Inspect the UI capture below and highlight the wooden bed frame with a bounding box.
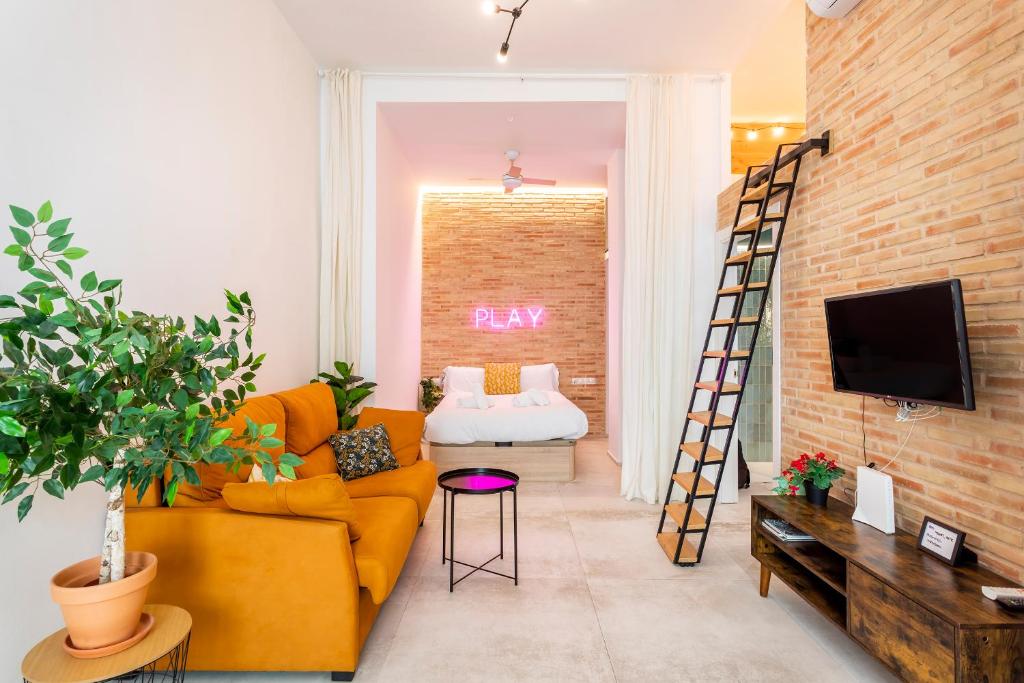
[425,440,576,482]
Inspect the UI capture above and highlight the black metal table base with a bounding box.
[25,634,191,683]
[442,487,518,592]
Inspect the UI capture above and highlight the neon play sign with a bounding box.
[474,307,544,330]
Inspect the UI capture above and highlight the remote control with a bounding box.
[994,596,1024,612]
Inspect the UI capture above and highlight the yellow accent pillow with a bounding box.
[484,362,521,395]
[221,474,362,540]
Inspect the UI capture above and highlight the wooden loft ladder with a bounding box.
[656,131,831,566]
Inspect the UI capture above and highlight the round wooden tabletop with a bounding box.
[21,604,192,683]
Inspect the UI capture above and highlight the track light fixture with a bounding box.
[483,0,530,63]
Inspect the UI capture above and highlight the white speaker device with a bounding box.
[807,0,865,19]
[852,466,895,534]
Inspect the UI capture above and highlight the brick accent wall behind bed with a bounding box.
[421,191,607,435]
[717,0,1024,579]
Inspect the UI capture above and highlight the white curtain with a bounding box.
[319,68,363,372]
[620,74,728,504]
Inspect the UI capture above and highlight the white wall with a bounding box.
[374,112,422,409]
[0,0,318,668]
[605,149,626,462]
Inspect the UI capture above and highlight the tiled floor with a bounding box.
[192,439,896,682]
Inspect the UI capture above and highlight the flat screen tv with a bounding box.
[824,279,975,410]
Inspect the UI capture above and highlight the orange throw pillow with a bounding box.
[355,407,425,467]
[484,362,521,395]
[221,474,362,540]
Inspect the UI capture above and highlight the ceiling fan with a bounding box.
[497,150,556,193]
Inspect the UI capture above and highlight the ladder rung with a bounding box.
[657,532,699,564]
[695,380,741,394]
[718,282,769,296]
[672,471,717,496]
[733,214,784,234]
[680,441,725,463]
[725,248,777,265]
[710,316,759,327]
[664,503,707,530]
[703,349,751,360]
[686,411,734,428]
[740,182,793,203]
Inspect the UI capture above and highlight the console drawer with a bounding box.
[848,564,955,682]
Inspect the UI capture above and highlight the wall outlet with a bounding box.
[571,377,598,386]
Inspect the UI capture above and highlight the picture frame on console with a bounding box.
[916,516,976,567]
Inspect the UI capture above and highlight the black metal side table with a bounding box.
[438,467,519,592]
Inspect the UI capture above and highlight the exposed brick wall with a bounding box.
[421,192,607,434]
[720,0,1024,580]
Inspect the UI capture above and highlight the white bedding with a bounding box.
[424,390,589,444]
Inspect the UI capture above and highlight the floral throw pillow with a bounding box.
[328,424,399,481]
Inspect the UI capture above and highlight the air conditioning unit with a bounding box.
[806,0,864,19]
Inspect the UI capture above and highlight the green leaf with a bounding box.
[115,389,135,407]
[55,260,73,277]
[10,226,31,246]
[260,423,277,437]
[0,416,26,437]
[9,205,35,227]
[0,453,8,475]
[48,234,73,252]
[111,339,130,356]
[38,296,53,315]
[49,311,78,328]
[3,244,22,256]
[259,437,284,449]
[37,201,53,223]
[62,247,88,260]
[279,453,304,468]
[80,464,105,483]
[261,463,276,484]
[42,478,65,499]
[279,463,296,480]
[47,217,71,237]
[165,478,179,506]
[0,295,15,307]
[28,268,56,282]
[2,482,29,504]
[80,271,98,291]
[97,279,122,292]
[185,403,200,420]
[17,494,33,521]
[17,252,33,271]
[209,427,234,447]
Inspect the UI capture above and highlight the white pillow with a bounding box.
[441,366,485,394]
[520,363,559,392]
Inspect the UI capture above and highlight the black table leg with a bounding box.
[441,488,447,565]
[513,487,518,586]
[499,490,504,559]
[449,491,456,593]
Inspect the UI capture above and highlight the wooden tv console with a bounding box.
[752,495,1024,682]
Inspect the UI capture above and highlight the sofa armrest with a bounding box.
[126,507,362,672]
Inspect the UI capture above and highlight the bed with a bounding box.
[424,364,589,482]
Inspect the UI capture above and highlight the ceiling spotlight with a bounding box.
[772,125,785,137]
[481,1,499,14]
[497,42,509,62]
[746,129,758,141]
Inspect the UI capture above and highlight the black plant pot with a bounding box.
[804,481,831,507]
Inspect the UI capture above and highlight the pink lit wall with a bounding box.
[374,111,422,409]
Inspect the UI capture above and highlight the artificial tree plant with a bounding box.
[313,361,376,431]
[0,201,297,583]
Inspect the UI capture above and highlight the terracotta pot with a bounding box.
[50,551,158,651]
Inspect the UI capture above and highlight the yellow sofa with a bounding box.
[126,383,435,680]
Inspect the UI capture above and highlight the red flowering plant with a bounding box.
[772,452,845,496]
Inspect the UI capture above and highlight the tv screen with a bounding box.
[824,280,975,410]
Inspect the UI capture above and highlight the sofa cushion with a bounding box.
[344,459,437,523]
[221,474,362,540]
[355,408,425,468]
[274,383,338,455]
[328,424,399,481]
[166,395,286,503]
[350,496,418,604]
[295,442,339,479]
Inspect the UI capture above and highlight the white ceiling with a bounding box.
[379,101,625,187]
[274,0,794,73]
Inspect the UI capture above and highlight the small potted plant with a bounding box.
[773,452,844,507]
[0,202,288,657]
[420,377,443,414]
[312,361,376,430]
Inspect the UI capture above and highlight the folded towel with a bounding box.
[511,392,533,407]
[527,388,551,406]
[471,382,490,409]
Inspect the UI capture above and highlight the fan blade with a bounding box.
[508,165,522,177]
[522,177,557,186]
[504,186,514,194]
